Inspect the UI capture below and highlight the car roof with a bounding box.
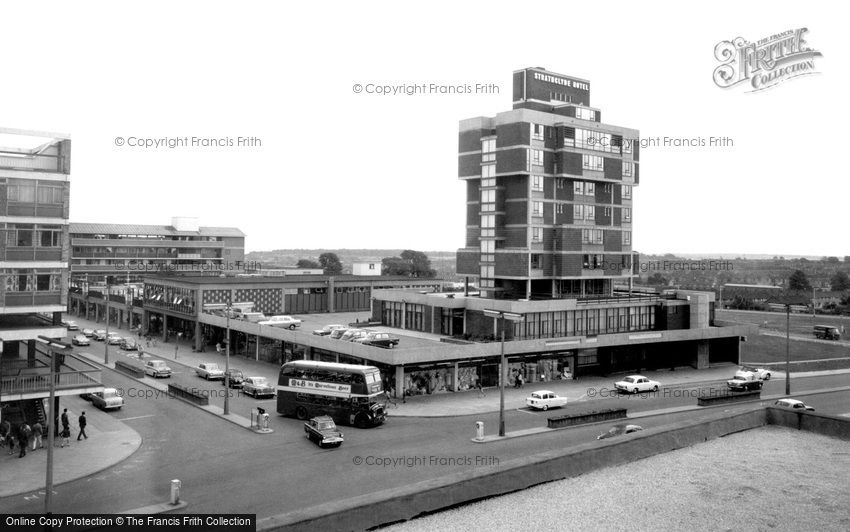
[531,390,554,395]
[311,415,334,422]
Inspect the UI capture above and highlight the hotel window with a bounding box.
[585,205,595,219]
[531,254,542,269]
[37,184,64,204]
[532,227,542,242]
[532,124,544,141]
[532,201,543,216]
[480,264,494,278]
[7,179,36,202]
[623,207,632,222]
[622,185,632,199]
[531,149,544,167]
[532,175,544,192]
[482,138,496,162]
[574,204,583,219]
[563,127,575,147]
[8,224,34,247]
[623,231,632,245]
[481,177,496,187]
[575,107,596,121]
[481,189,495,203]
[623,162,633,178]
[556,178,566,189]
[581,229,604,244]
[574,181,584,195]
[556,203,565,215]
[604,207,611,217]
[603,183,612,193]
[481,214,495,237]
[585,182,595,195]
[582,154,603,171]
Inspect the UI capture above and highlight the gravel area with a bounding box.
[384,426,850,532]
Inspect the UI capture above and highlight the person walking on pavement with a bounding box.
[61,408,70,433]
[60,424,71,448]
[31,422,43,450]
[77,412,88,440]
[476,379,486,397]
[18,423,31,458]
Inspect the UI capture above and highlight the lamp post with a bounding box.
[38,336,72,515]
[785,303,791,396]
[104,282,110,365]
[224,302,232,415]
[483,309,523,437]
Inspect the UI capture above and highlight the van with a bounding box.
[813,325,841,340]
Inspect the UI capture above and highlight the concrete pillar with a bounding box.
[452,362,459,392]
[696,340,710,369]
[94,302,100,323]
[395,366,405,399]
[194,320,203,351]
[401,303,406,330]
[27,340,37,368]
[526,280,531,300]
[143,310,150,334]
[118,309,124,330]
[162,314,168,342]
[85,298,90,320]
[328,277,335,313]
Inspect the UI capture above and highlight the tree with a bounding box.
[382,250,436,278]
[788,270,811,291]
[296,259,320,269]
[830,270,850,292]
[647,273,667,286]
[318,252,343,275]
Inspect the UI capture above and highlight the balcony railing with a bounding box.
[0,353,102,397]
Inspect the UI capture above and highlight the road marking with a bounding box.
[116,414,156,421]
[516,408,540,416]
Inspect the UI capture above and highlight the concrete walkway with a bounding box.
[0,399,141,499]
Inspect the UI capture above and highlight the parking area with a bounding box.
[286,311,444,349]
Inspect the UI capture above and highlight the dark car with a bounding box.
[354,332,400,349]
[221,369,245,388]
[304,416,344,448]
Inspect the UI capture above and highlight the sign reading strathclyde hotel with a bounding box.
[713,28,822,92]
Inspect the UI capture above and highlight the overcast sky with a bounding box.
[0,1,845,257]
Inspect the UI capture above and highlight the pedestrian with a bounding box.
[77,412,88,440]
[18,423,31,458]
[60,425,71,448]
[216,342,222,354]
[32,422,43,450]
[7,432,16,455]
[0,419,10,444]
[476,380,486,397]
[61,408,70,433]
[517,373,524,388]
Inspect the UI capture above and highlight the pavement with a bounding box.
[7,311,844,503]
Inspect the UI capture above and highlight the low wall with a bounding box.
[767,407,850,440]
[114,359,144,378]
[548,408,627,428]
[167,383,209,406]
[259,409,767,532]
[697,390,760,406]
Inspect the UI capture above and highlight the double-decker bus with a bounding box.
[277,360,386,427]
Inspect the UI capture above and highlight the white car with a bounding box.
[242,376,275,398]
[91,388,124,410]
[526,390,568,411]
[774,399,815,411]
[742,366,771,380]
[144,360,172,378]
[614,375,660,394]
[72,334,90,346]
[313,324,346,336]
[196,363,225,380]
[106,333,123,345]
[259,315,302,329]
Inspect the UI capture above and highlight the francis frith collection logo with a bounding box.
[713,28,822,92]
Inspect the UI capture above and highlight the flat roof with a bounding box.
[70,223,245,238]
[144,274,443,285]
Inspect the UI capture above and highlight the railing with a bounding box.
[1,369,102,396]
[576,294,663,305]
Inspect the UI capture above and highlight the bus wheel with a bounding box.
[354,414,369,428]
[296,407,308,420]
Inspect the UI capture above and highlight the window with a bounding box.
[603,183,612,193]
[623,208,632,222]
[8,224,34,247]
[574,181,584,195]
[575,107,596,121]
[585,205,595,219]
[622,185,632,199]
[623,162,633,177]
[531,149,544,167]
[556,178,566,189]
[574,204,583,219]
[532,175,544,192]
[481,189,495,203]
[604,207,611,217]
[532,227,542,242]
[532,201,543,216]
[481,177,495,187]
[582,154,603,171]
[563,127,576,147]
[532,124,544,140]
[481,239,495,253]
[581,229,604,244]
[369,263,375,270]
[7,179,36,202]
[585,182,595,195]
[556,203,565,214]
[531,254,542,269]
[623,231,632,245]
[482,138,496,162]
[482,163,495,178]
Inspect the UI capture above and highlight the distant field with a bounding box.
[718,309,849,337]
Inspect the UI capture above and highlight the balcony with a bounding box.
[0,352,102,401]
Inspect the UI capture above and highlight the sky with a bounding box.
[0,1,846,257]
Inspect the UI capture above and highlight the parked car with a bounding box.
[813,324,841,340]
[313,324,347,336]
[196,363,225,380]
[614,375,660,394]
[120,338,138,351]
[71,334,90,346]
[355,332,400,348]
[82,328,95,338]
[93,329,107,341]
[329,328,351,340]
[304,415,344,448]
[242,376,275,398]
[727,370,763,391]
[143,360,172,378]
[741,366,771,380]
[340,328,372,342]
[106,333,123,345]
[774,398,815,411]
[526,390,568,411]
[79,392,93,401]
[64,321,79,331]
[222,369,244,388]
[242,312,267,323]
[91,388,124,410]
[597,424,643,440]
[259,315,302,329]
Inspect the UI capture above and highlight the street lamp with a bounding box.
[104,281,110,365]
[224,302,232,415]
[767,292,810,396]
[37,335,72,515]
[483,309,524,437]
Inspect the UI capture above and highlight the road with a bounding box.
[2,358,849,518]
